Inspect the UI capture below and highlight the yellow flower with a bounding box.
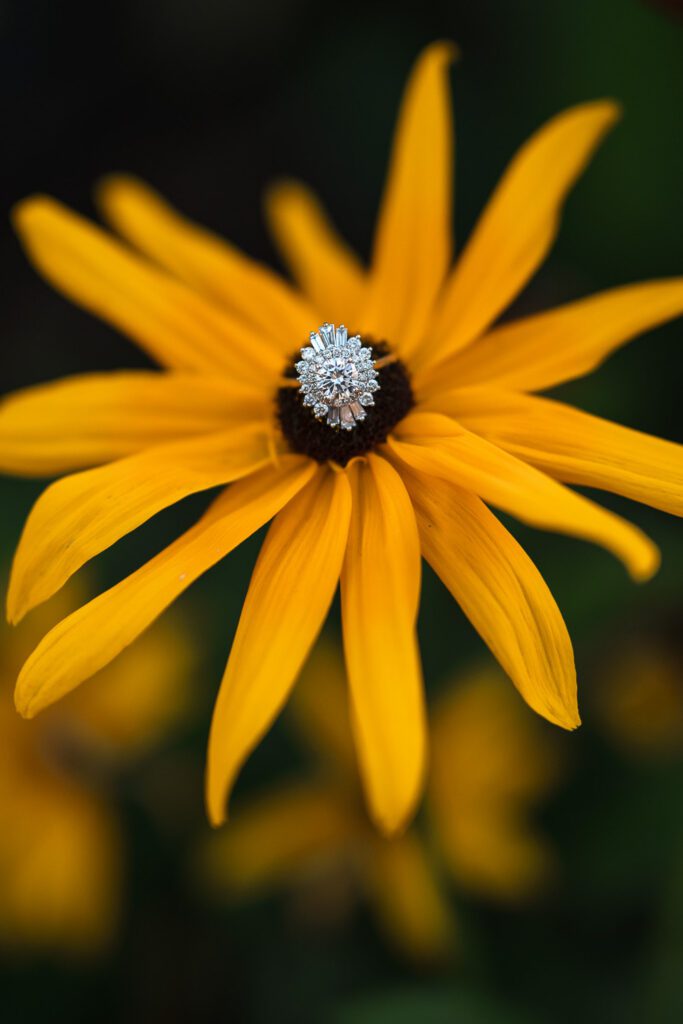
[2,42,683,834]
[593,638,683,757]
[0,582,192,954]
[200,644,561,962]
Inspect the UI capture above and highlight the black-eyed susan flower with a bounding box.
[0,581,192,953]
[200,644,561,962]
[2,42,683,835]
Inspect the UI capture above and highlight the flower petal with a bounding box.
[360,42,456,357]
[389,412,659,582]
[60,614,195,753]
[0,371,264,477]
[341,454,426,835]
[206,467,351,826]
[12,196,282,381]
[427,279,683,393]
[264,180,365,324]
[425,387,683,516]
[392,460,578,728]
[14,457,314,718]
[425,100,620,369]
[363,833,455,961]
[201,782,358,894]
[97,175,315,348]
[0,775,121,952]
[429,667,560,899]
[8,426,271,624]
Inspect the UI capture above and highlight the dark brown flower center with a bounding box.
[276,341,414,466]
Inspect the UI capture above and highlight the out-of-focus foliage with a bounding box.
[0,579,194,954]
[593,638,683,756]
[199,646,560,963]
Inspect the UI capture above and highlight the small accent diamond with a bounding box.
[296,323,380,430]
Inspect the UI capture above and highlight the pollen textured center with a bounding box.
[277,331,414,466]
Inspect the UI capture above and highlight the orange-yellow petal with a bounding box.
[97,175,315,348]
[389,460,578,728]
[60,614,195,753]
[201,782,358,894]
[14,457,314,718]
[429,667,560,900]
[363,832,456,962]
[0,776,121,952]
[0,371,264,477]
[424,100,620,371]
[341,454,426,835]
[264,181,365,324]
[390,412,659,582]
[8,426,271,625]
[428,278,683,393]
[12,196,282,382]
[206,467,351,826]
[360,42,456,357]
[425,387,683,516]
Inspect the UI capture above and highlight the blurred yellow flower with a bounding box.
[2,42,683,833]
[593,638,683,757]
[0,582,192,954]
[199,644,561,962]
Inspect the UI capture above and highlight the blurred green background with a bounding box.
[1,0,682,1020]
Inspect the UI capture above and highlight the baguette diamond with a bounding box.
[295,324,380,430]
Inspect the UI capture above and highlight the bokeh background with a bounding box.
[1,0,682,1020]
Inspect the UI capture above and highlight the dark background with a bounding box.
[1,0,682,1021]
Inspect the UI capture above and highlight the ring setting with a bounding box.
[295,323,380,431]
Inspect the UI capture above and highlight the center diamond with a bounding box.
[295,323,380,430]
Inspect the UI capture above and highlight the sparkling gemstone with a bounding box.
[319,323,335,347]
[295,323,380,430]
